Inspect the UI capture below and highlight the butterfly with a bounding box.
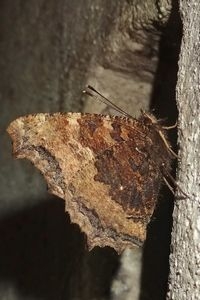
[7,86,175,254]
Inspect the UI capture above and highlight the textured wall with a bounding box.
[167,1,200,299]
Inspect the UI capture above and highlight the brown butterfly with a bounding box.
[7,86,176,254]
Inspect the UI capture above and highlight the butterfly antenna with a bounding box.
[83,85,132,118]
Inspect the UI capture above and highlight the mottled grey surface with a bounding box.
[167,1,200,299]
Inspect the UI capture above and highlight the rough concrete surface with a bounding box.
[167,1,200,299]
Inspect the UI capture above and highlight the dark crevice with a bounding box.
[139,1,182,299]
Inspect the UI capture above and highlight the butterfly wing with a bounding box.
[7,112,162,253]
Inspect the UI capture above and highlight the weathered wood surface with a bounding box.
[167,1,200,299]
